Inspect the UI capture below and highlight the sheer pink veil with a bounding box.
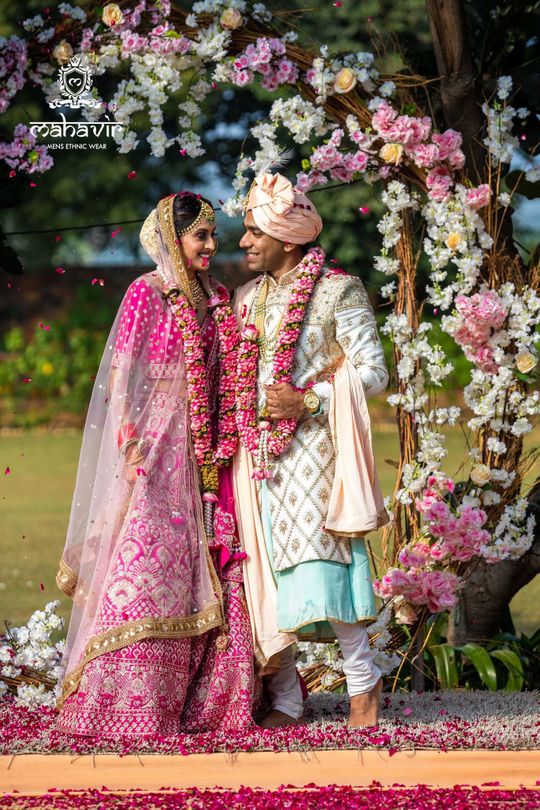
[56,202,221,706]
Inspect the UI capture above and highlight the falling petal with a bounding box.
[111,228,121,238]
[179,149,187,156]
[127,171,137,179]
[55,267,66,274]
[333,1,343,5]
[55,234,62,242]
[9,170,16,178]
[38,322,51,331]
[211,81,217,89]
[91,278,105,286]
[5,467,10,475]
[359,207,370,215]
[29,181,37,188]
[22,377,32,383]
[136,467,147,476]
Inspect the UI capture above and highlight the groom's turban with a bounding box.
[246,172,323,245]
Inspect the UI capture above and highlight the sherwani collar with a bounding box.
[265,262,302,289]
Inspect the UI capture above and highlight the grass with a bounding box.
[0,428,538,634]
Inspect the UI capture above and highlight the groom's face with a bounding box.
[239,211,292,274]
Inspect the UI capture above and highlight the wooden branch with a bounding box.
[425,0,486,181]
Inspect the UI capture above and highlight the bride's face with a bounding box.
[180,219,217,273]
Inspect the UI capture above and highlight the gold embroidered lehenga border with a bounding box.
[57,601,223,709]
[56,557,78,599]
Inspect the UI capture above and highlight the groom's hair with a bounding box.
[173,191,214,235]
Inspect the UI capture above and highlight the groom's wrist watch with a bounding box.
[303,389,322,416]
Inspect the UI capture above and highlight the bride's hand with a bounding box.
[125,445,144,484]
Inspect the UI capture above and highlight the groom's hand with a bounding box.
[265,383,305,420]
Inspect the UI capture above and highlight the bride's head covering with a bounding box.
[245,172,323,244]
[140,192,216,304]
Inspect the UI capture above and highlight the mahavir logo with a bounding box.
[48,55,101,109]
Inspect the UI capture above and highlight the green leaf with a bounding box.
[301,158,311,171]
[491,649,524,692]
[430,643,459,689]
[460,643,498,691]
[528,629,540,650]
[164,30,181,38]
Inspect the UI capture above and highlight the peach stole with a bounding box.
[232,281,389,667]
[325,358,389,536]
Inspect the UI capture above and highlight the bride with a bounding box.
[55,191,254,737]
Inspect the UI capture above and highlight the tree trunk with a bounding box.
[425,0,486,181]
[448,486,540,645]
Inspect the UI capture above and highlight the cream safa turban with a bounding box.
[246,172,323,245]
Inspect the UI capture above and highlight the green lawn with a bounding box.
[0,428,538,634]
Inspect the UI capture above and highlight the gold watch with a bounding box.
[303,389,321,415]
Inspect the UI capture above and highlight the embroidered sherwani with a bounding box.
[233,266,390,665]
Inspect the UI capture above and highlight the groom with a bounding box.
[232,172,390,728]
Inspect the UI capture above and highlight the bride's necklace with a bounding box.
[188,274,206,305]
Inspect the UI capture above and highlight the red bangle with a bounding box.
[118,423,137,449]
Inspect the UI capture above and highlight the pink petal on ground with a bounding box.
[55,267,65,274]
[127,171,137,179]
[5,467,11,475]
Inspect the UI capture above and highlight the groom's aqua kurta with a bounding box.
[261,479,376,640]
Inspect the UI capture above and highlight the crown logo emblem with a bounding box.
[48,55,101,109]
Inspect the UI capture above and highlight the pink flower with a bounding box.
[410,143,439,168]
[465,183,492,210]
[432,129,462,160]
[447,148,465,169]
[426,166,452,201]
[398,542,432,569]
[232,70,253,87]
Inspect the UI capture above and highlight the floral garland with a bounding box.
[164,284,239,493]
[236,246,325,480]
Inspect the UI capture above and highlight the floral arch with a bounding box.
[1,0,539,686]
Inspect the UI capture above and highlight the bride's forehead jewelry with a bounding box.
[177,199,216,236]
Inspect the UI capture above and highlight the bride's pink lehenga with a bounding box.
[56,234,254,738]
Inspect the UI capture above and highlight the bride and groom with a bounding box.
[55,172,389,738]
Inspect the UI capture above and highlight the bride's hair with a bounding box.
[173,191,213,235]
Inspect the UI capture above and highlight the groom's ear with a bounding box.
[283,241,295,253]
